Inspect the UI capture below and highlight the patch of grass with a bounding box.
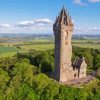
[0,52,17,57]
[0,46,19,57]
[0,46,19,53]
[20,44,54,51]
[73,43,100,49]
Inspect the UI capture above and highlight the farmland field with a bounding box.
[73,43,100,49]
[0,46,19,57]
[20,44,54,51]
[0,34,100,58]
[0,46,19,53]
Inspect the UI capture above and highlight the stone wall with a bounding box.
[53,7,87,83]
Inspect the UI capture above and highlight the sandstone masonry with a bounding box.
[53,7,87,83]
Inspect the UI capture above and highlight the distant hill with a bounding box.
[0,33,100,40]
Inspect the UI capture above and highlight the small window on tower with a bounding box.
[74,74,77,77]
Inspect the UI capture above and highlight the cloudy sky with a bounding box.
[0,0,100,34]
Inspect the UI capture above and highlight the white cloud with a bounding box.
[34,18,52,24]
[17,21,34,27]
[88,0,100,3]
[0,19,99,34]
[17,18,52,27]
[0,24,10,28]
[73,0,100,5]
[0,24,13,33]
[74,27,100,34]
[0,18,53,33]
[92,27,100,31]
[73,0,87,6]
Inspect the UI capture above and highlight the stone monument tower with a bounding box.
[53,7,74,83]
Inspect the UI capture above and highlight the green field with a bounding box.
[73,43,100,49]
[0,46,19,53]
[0,46,19,57]
[20,44,54,51]
[0,38,100,58]
[0,42,54,57]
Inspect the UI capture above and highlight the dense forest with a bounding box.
[0,46,100,100]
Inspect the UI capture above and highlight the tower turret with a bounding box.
[53,7,74,82]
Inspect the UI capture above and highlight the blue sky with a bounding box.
[0,0,100,34]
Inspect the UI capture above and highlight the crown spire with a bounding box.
[53,7,73,27]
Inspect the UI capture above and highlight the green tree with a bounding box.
[94,55,100,69]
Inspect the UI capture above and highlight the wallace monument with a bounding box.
[53,7,87,83]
